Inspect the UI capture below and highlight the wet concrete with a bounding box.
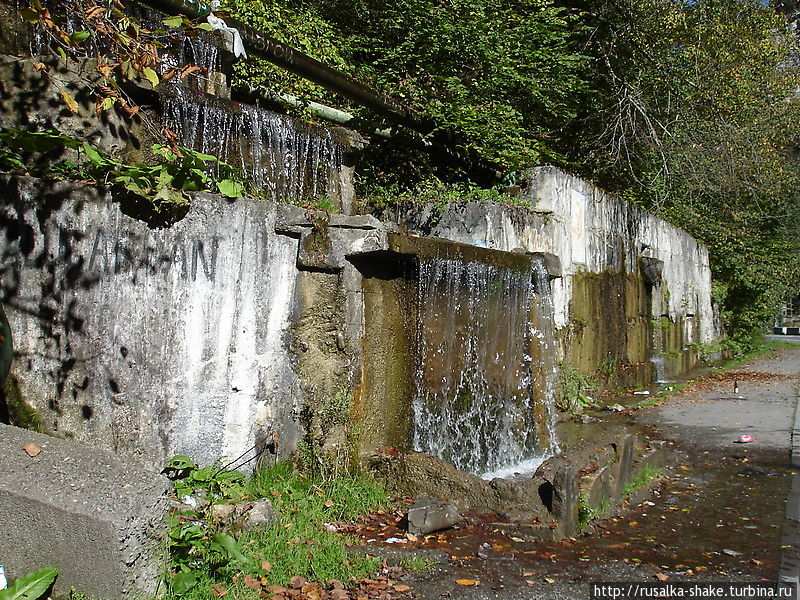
[350,343,800,599]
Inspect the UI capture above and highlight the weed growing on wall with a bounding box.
[554,362,596,413]
[621,465,662,498]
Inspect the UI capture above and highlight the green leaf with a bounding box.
[152,144,176,162]
[81,143,108,166]
[99,97,117,111]
[19,8,39,23]
[165,455,196,470]
[210,532,252,564]
[188,150,218,162]
[197,23,213,31]
[70,31,90,44]
[0,567,59,600]
[162,15,184,28]
[153,185,187,205]
[171,571,198,595]
[142,67,160,88]
[217,179,244,198]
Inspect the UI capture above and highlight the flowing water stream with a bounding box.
[411,255,559,479]
[162,87,344,202]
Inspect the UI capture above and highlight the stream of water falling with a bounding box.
[411,255,559,479]
[162,87,343,202]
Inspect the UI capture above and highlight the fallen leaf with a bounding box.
[324,498,335,508]
[653,573,669,582]
[268,585,288,594]
[243,574,261,591]
[510,536,525,542]
[629,521,639,528]
[456,579,479,586]
[210,583,228,597]
[60,91,79,114]
[22,442,42,457]
[751,559,763,566]
[261,561,272,571]
[393,584,411,592]
[522,572,534,577]
[544,577,556,583]
[405,533,418,542]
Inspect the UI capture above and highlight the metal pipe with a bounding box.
[247,85,393,139]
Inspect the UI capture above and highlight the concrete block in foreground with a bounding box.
[0,423,169,598]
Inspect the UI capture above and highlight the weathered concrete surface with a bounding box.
[0,423,168,598]
[0,175,302,469]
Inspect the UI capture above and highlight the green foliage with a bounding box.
[0,567,59,600]
[164,456,247,500]
[163,459,387,599]
[576,493,609,530]
[0,129,248,207]
[568,0,800,345]
[554,362,596,413]
[164,458,251,587]
[223,0,589,169]
[621,465,661,498]
[360,176,521,215]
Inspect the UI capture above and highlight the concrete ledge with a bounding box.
[0,423,169,598]
[774,327,800,336]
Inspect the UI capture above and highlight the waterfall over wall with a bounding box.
[411,255,559,478]
[162,88,344,203]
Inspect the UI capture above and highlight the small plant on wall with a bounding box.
[554,362,596,413]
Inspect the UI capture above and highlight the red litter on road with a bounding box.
[735,434,754,443]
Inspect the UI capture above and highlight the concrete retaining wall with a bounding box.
[0,167,722,466]
[0,423,168,598]
[0,175,302,469]
[387,166,721,382]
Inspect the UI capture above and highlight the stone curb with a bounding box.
[778,384,800,589]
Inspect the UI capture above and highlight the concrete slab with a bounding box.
[0,423,169,598]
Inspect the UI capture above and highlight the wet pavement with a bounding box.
[352,343,800,599]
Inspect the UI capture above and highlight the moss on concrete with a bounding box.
[566,270,652,389]
[2,376,44,432]
[355,272,415,455]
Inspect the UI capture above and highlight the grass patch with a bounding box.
[622,465,662,498]
[164,461,388,599]
[242,464,387,586]
[576,495,611,530]
[398,556,433,571]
